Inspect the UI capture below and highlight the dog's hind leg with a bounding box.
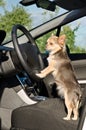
[72,101,79,120]
[72,108,78,120]
[63,93,73,120]
[63,104,72,120]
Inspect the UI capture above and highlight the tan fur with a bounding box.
[36,34,82,120]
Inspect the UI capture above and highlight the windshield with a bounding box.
[0,0,86,53]
[0,0,67,42]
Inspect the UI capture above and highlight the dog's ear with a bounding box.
[58,35,66,46]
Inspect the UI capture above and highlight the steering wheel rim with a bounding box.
[12,24,44,79]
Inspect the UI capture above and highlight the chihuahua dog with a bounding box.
[36,34,82,120]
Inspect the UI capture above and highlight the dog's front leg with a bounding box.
[36,66,55,78]
[41,66,52,73]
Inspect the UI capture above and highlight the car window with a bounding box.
[36,17,86,54]
[63,17,86,54]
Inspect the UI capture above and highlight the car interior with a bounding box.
[0,0,86,130]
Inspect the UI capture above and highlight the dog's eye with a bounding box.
[50,42,53,45]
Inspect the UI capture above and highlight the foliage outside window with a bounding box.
[36,25,86,53]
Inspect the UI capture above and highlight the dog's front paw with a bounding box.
[36,73,45,78]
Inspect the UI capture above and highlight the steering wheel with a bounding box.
[12,24,44,80]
